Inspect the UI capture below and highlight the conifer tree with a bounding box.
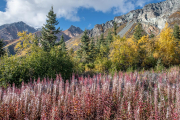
[60,35,64,45]
[57,35,67,52]
[99,34,105,45]
[79,30,90,63]
[0,39,5,57]
[34,34,40,46]
[61,41,67,52]
[55,35,63,46]
[133,23,143,41]
[89,37,95,52]
[173,24,180,40]
[106,31,113,45]
[81,30,90,52]
[96,36,101,53]
[114,22,117,36]
[89,37,96,62]
[41,6,60,52]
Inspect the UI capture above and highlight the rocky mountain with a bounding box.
[1,22,83,55]
[87,0,180,38]
[35,25,83,42]
[0,21,38,41]
[66,0,180,51]
[0,21,83,44]
[64,25,83,38]
[1,0,180,53]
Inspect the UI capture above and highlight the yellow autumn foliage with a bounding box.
[15,31,37,55]
[110,36,138,70]
[92,44,111,72]
[94,56,111,72]
[153,22,180,66]
[137,35,156,67]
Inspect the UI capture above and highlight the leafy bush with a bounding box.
[0,47,73,87]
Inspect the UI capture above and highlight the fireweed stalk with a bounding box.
[0,67,180,119]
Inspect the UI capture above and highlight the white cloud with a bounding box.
[0,0,154,28]
[135,0,152,7]
[88,24,91,28]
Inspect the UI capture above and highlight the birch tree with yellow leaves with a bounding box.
[110,36,138,71]
[153,23,180,67]
[15,31,39,55]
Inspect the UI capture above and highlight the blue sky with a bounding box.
[0,0,165,31]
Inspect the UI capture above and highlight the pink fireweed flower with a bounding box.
[154,84,158,120]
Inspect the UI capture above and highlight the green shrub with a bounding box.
[0,47,73,87]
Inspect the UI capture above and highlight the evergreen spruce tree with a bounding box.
[0,39,5,57]
[80,30,90,63]
[34,34,40,46]
[89,37,95,52]
[173,24,180,40]
[61,41,67,52]
[81,30,90,52]
[99,34,105,45]
[114,22,117,36]
[89,37,96,62]
[57,35,67,52]
[106,31,113,45]
[60,35,64,45]
[133,23,143,41]
[96,36,101,53]
[41,6,60,52]
[55,35,67,52]
[55,35,63,46]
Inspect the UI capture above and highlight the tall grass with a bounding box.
[0,66,180,119]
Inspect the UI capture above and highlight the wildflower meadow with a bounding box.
[0,67,180,119]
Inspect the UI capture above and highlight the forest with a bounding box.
[0,8,180,86]
[0,7,180,87]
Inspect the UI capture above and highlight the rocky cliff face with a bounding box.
[167,11,180,26]
[63,25,83,38]
[88,0,180,37]
[87,20,116,37]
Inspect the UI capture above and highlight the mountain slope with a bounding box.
[2,0,180,54]
[85,0,180,39]
[64,25,83,38]
[0,21,38,41]
[118,21,135,37]
[2,24,83,55]
[66,0,180,51]
[34,25,83,43]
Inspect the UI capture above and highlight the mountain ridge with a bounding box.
[0,22,83,45]
[63,25,83,39]
[1,22,83,55]
[0,21,38,41]
[1,0,180,54]
[86,0,180,38]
